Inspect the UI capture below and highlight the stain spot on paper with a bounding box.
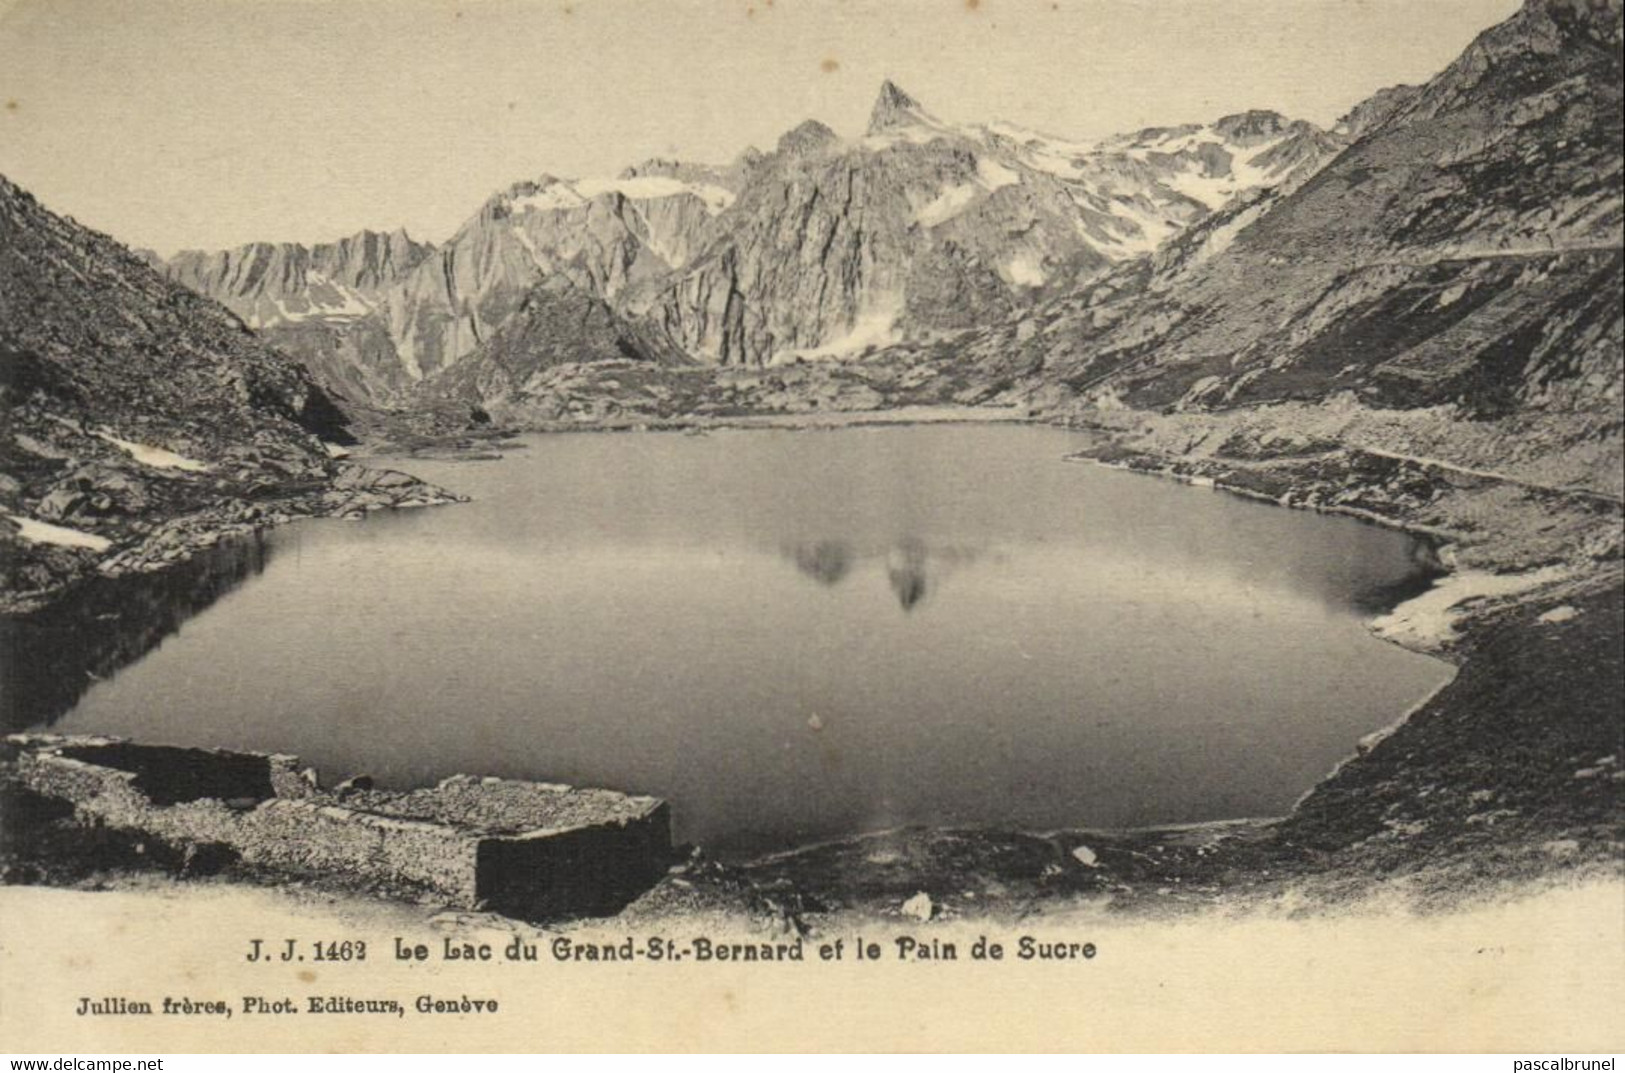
[821,58,839,73]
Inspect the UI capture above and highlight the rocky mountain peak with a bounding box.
[1392,0,1621,127]
[1532,0,1623,46]
[777,119,840,156]
[619,158,684,180]
[151,72,1351,391]
[1484,0,1620,63]
[1211,109,1291,144]
[867,80,934,134]
[500,176,564,201]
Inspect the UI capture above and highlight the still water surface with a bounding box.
[35,425,1451,853]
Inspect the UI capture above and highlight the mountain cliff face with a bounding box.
[0,174,457,612]
[377,163,743,382]
[645,83,1343,366]
[938,0,1621,493]
[163,158,750,400]
[165,84,1341,402]
[167,228,434,327]
[164,229,435,401]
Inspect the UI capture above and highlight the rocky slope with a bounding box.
[923,0,1622,499]
[0,174,461,614]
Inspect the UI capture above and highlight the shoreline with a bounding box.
[0,461,468,617]
[4,404,1621,925]
[358,402,1037,459]
[724,409,1621,920]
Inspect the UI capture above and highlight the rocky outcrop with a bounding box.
[868,79,932,133]
[374,173,707,380]
[166,228,434,328]
[416,274,685,411]
[1334,84,1423,142]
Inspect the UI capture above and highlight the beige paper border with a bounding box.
[4,879,1623,1053]
[3,0,1622,1055]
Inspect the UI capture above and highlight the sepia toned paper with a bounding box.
[2,0,1621,1054]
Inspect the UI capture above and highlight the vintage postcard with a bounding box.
[1,0,1621,1054]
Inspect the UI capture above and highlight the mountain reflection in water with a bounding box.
[783,538,985,611]
[789,541,853,586]
[0,533,271,729]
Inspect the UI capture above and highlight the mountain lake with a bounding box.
[20,423,1454,855]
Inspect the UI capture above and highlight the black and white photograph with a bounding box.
[1,0,1620,1055]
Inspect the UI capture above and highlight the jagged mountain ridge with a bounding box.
[165,228,435,400]
[153,161,745,404]
[379,158,747,382]
[163,85,1344,402]
[167,227,434,328]
[645,89,1071,366]
[571,84,1347,367]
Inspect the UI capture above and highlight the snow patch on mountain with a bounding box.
[512,176,736,216]
[975,156,1022,191]
[978,121,1097,181]
[1084,198,1185,257]
[1005,251,1047,287]
[915,184,981,228]
[776,299,904,363]
[4,514,113,551]
[93,432,209,472]
[1149,134,1298,210]
[915,156,1026,228]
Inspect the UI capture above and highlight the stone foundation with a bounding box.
[6,734,671,916]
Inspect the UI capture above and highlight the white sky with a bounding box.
[0,0,1521,254]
